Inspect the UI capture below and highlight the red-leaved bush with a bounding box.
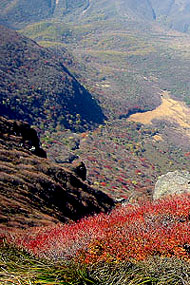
[9,194,190,264]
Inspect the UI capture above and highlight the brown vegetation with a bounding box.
[0,116,114,231]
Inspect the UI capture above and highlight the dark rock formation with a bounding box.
[73,161,87,181]
[12,120,47,158]
[12,120,40,148]
[0,117,47,158]
[0,116,115,230]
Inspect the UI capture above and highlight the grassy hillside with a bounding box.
[1,242,189,284]
[2,1,190,122]
[19,16,190,120]
[0,0,56,27]
[2,0,190,33]
[1,3,190,283]
[2,1,190,201]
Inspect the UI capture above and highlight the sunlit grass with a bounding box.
[37,41,67,48]
[0,243,95,285]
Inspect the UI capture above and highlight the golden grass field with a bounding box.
[128,91,190,129]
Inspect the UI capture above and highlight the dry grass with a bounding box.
[88,257,190,285]
[1,242,189,285]
[0,242,95,285]
[128,91,190,128]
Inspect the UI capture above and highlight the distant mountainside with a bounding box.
[150,0,190,32]
[0,25,105,131]
[1,2,190,124]
[0,0,55,27]
[1,0,190,33]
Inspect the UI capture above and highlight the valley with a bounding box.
[0,1,190,284]
[1,0,190,211]
[1,0,190,202]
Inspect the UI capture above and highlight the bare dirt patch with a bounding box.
[128,91,190,128]
[153,134,163,141]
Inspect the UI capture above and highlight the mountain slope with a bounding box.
[0,0,55,28]
[11,0,190,121]
[0,116,115,230]
[0,25,105,131]
[2,1,190,200]
[151,0,190,32]
[69,0,190,33]
[1,0,190,33]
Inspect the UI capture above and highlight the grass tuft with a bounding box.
[0,242,95,284]
[0,242,189,284]
[88,257,190,284]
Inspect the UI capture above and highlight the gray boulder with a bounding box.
[153,170,190,200]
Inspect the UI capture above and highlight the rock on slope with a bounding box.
[0,25,105,132]
[153,170,190,200]
[0,116,115,230]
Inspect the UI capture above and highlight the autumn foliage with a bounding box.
[10,194,190,264]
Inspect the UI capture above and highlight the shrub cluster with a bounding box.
[10,194,190,264]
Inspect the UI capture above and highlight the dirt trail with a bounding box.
[128,91,190,128]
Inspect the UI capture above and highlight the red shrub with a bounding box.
[9,194,190,264]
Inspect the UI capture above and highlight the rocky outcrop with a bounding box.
[0,117,115,230]
[0,116,46,158]
[73,161,87,181]
[13,120,47,158]
[153,170,190,200]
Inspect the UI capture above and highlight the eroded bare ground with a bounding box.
[129,91,190,127]
[128,90,190,142]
